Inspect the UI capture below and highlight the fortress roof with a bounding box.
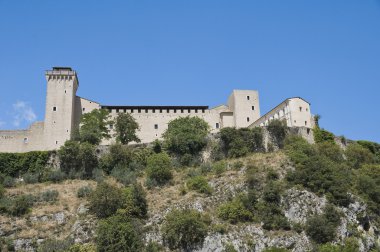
[101,105,209,110]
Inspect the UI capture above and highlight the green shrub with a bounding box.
[262,248,290,252]
[38,237,74,252]
[67,243,96,252]
[79,109,112,145]
[316,142,344,163]
[162,209,209,250]
[163,116,210,156]
[220,127,264,158]
[77,186,93,198]
[313,127,335,144]
[99,144,132,174]
[111,166,137,186]
[47,170,67,183]
[114,112,140,144]
[145,241,164,252]
[0,185,5,199]
[146,153,173,186]
[0,151,50,177]
[267,119,288,148]
[39,190,59,202]
[186,176,212,195]
[9,195,33,216]
[89,182,124,218]
[23,172,40,184]
[217,198,253,224]
[232,161,244,171]
[3,176,15,188]
[120,183,148,219]
[96,215,143,252]
[305,205,341,244]
[346,143,374,169]
[223,244,238,252]
[213,161,227,176]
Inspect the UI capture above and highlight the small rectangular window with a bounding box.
[154,124,158,129]
[53,107,57,111]
[305,121,307,126]
[55,141,58,144]
[188,109,191,113]
[174,109,177,113]
[138,109,141,113]
[23,137,28,144]
[145,109,148,113]
[181,109,184,113]
[82,108,85,112]
[160,109,163,113]
[247,96,250,100]
[247,117,250,122]
[131,109,134,113]
[299,107,302,112]
[153,109,155,113]
[216,123,220,129]
[167,109,170,113]
[252,106,255,111]
[195,109,198,113]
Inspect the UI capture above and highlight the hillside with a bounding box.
[0,119,380,252]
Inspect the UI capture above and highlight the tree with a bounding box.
[314,114,321,128]
[146,153,173,186]
[114,113,140,145]
[96,215,143,252]
[89,182,124,218]
[162,209,209,250]
[163,116,209,156]
[58,141,98,178]
[121,183,148,219]
[79,109,112,145]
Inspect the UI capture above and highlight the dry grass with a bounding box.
[2,180,97,239]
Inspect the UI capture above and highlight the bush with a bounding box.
[23,172,40,184]
[313,127,335,144]
[0,151,50,177]
[111,166,137,186]
[67,244,96,252]
[38,237,74,252]
[77,186,93,198]
[267,119,288,148]
[9,195,33,216]
[346,143,374,169]
[114,112,140,144]
[220,127,264,158]
[120,183,148,219]
[305,205,341,244]
[163,116,209,156]
[223,244,238,252]
[2,176,15,188]
[217,198,253,224]
[47,170,67,183]
[146,153,173,186]
[58,141,98,179]
[89,182,124,218]
[145,241,164,252]
[39,190,59,202]
[162,209,209,250]
[96,215,143,252]
[186,176,212,195]
[262,248,290,252]
[99,144,132,174]
[213,161,227,176]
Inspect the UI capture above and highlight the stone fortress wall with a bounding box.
[0,67,313,153]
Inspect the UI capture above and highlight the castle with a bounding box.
[0,67,314,153]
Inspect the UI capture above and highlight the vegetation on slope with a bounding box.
[0,114,379,251]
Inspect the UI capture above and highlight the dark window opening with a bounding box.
[216,123,220,129]
[167,109,170,113]
[53,107,57,111]
[160,109,163,113]
[252,106,255,111]
[305,121,307,126]
[145,109,148,113]
[153,109,155,113]
[138,109,141,113]
[188,109,191,113]
[202,109,205,113]
[23,137,28,144]
[82,108,85,112]
[154,124,158,129]
[195,109,198,113]
[131,109,134,113]
[174,109,177,113]
[247,96,250,100]
[55,141,58,144]
[247,117,250,122]
[181,109,184,113]
[299,107,302,112]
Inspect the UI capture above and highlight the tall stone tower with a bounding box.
[43,67,78,150]
[228,90,261,128]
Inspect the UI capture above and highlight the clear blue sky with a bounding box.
[0,0,379,142]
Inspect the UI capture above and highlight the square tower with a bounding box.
[228,90,260,128]
[43,67,78,150]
